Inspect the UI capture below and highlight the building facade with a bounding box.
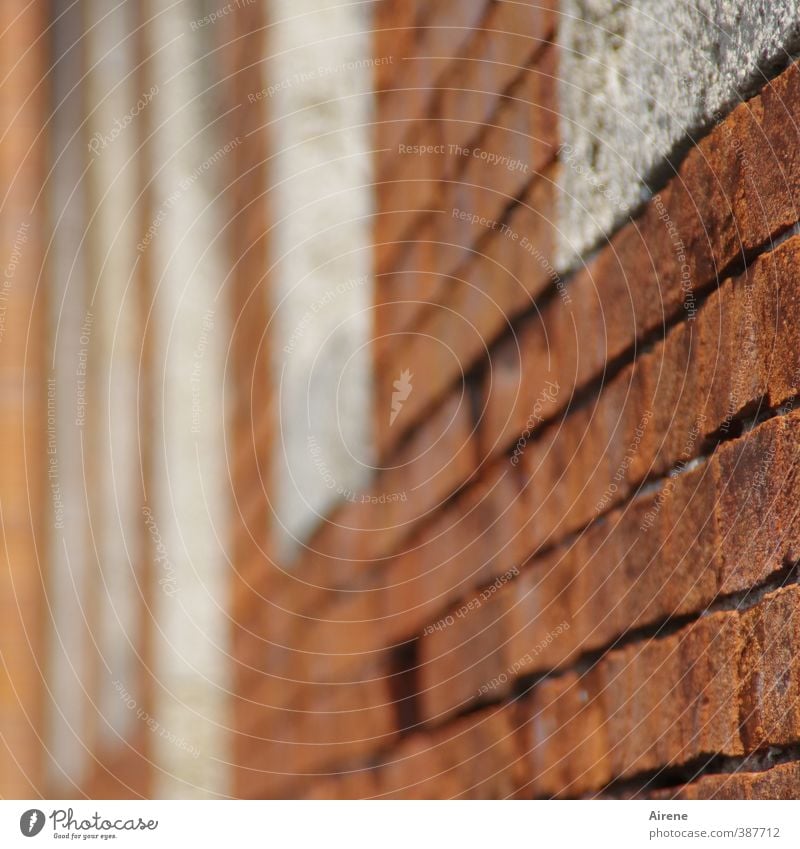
[2,0,800,800]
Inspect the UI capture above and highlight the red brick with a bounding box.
[678,613,743,761]
[378,507,468,644]
[764,239,800,405]
[313,388,478,563]
[715,413,798,593]
[521,672,611,797]
[565,521,621,654]
[508,547,576,674]
[613,485,667,623]
[739,586,800,751]
[481,320,541,458]
[378,173,559,457]
[662,461,720,617]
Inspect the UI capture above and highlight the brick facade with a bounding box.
[2,0,800,801]
[231,1,800,799]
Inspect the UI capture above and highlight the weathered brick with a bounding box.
[739,586,800,751]
[678,613,743,761]
[662,461,720,617]
[715,413,798,593]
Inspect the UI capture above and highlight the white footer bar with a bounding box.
[2,799,798,848]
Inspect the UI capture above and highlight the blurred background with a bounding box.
[0,0,377,798]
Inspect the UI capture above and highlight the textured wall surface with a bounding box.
[238,0,800,799]
[556,0,800,265]
[4,0,800,803]
[269,0,376,558]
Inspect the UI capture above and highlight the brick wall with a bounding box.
[3,0,800,802]
[236,0,800,799]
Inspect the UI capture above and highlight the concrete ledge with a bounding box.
[557,0,800,268]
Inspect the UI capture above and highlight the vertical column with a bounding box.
[267,0,376,558]
[0,2,49,798]
[44,0,93,794]
[144,0,231,798]
[82,0,144,763]
[220,0,275,799]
